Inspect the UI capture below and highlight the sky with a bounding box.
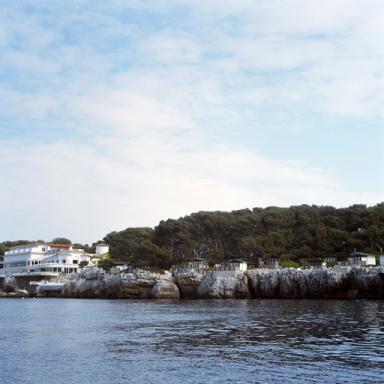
[0,0,383,243]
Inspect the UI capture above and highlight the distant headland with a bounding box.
[1,204,384,299]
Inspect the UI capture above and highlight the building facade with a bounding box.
[95,243,110,255]
[214,259,248,272]
[264,258,280,268]
[1,243,95,277]
[348,251,376,267]
[172,258,209,274]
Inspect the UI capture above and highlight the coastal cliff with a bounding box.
[3,267,384,299]
[246,267,384,299]
[59,268,179,299]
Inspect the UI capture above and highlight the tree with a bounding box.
[98,259,114,271]
[94,203,384,269]
[51,237,71,244]
[79,261,89,268]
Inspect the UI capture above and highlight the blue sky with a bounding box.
[0,0,383,243]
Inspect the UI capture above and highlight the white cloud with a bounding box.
[0,0,383,242]
[0,117,380,243]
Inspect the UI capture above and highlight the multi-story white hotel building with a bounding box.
[0,243,97,277]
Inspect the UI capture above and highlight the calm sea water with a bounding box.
[0,299,383,384]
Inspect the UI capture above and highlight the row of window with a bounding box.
[29,259,79,265]
[6,247,45,254]
[39,267,77,273]
[5,260,81,268]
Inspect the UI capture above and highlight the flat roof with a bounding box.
[349,251,375,257]
[8,242,45,249]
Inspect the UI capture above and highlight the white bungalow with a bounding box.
[95,243,109,255]
[172,258,209,274]
[0,242,95,277]
[348,251,376,267]
[265,258,280,268]
[215,259,248,272]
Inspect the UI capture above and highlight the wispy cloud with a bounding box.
[0,0,382,242]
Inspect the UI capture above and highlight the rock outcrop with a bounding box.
[2,266,384,300]
[151,280,180,299]
[173,271,204,298]
[246,267,384,299]
[197,271,251,298]
[0,289,29,298]
[61,269,121,298]
[61,268,180,299]
[119,270,178,299]
[2,276,18,293]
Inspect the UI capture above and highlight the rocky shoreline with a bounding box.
[1,266,384,299]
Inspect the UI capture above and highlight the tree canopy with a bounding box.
[102,203,384,269]
[1,204,383,269]
[51,237,72,244]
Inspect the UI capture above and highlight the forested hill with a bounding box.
[104,204,384,269]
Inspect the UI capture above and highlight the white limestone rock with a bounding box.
[151,280,180,299]
[3,276,17,293]
[173,271,205,298]
[197,271,251,298]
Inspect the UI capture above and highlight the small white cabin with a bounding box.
[380,255,384,266]
[348,251,376,267]
[265,258,280,268]
[172,258,208,274]
[213,259,248,272]
[95,243,109,255]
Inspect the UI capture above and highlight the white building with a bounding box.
[348,251,376,267]
[265,258,280,268]
[214,259,248,272]
[380,255,384,266]
[95,243,109,255]
[1,243,95,277]
[172,258,209,274]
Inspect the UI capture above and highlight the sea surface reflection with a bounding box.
[0,299,383,383]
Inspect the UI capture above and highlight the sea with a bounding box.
[0,299,383,384]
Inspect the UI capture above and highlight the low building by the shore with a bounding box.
[323,256,337,266]
[264,258,280,268]
[300,258,326,268]
[348,251,376,266]
[110,262,132,274]
[0,242,99,278]
[213,259,248,272]
[172,258,209,274]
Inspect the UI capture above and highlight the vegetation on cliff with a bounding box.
[104,203,384,269]
[1,204,383,269]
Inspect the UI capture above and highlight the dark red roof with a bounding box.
[48,243,72,248]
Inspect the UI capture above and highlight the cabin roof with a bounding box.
[349,251,375,257]
[227,258,246,263]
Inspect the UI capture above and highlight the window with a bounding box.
[73,260,78,264]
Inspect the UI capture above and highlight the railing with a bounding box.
[0,262,80,277]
